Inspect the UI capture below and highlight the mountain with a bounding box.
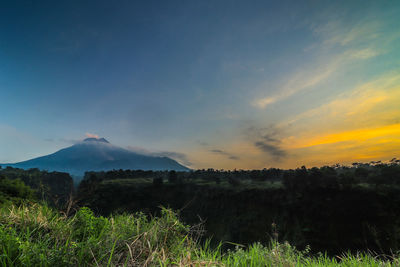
[0,138,189,176]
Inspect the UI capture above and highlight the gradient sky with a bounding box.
[1,0,399,169]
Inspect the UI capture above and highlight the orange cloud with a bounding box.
[291,123,400,149]
[85,133,99,139]
[270,72,400,168]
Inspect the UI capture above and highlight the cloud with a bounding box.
[127,146,192,166]
[209,149,240,160]
[210,149,224,153]
[198,141,209,147]
[314,20,381,47]
[59,138,81,144]
[252,46,381,109]
[351,48,380,59]
[254,141,286,160]
[245,126,287,161]
[284,72,400,130]
[253,97,277,109]
[154,151,193,166]
[256,130,287,160]
[252,61,340,109]
[263,72,400,167]
[85,133,99,138]
[252,16,387,110]
[301,123,400,149]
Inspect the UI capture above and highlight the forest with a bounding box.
[1,161,400,265]
[76,160,400,255]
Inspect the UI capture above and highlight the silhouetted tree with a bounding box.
[168,170,178,183]
[153,177,163,186]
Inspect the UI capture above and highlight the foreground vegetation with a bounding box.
[2,162,400,265]
[1,202,400,267]
[0,167,73,208]
[78,162,400,255]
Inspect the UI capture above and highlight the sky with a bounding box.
[1,0,399,169]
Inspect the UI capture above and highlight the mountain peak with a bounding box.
[83,137,109,143]
[1,136,189,176]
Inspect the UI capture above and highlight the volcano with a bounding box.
[0,137,189,176]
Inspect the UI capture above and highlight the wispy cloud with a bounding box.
[314,20,381,47]
[254,141,286,160]
[252,60,339,108]
[268,72,400,167]
[283,72,400,130]
[252,17,386,109]
[155,151,193,166]
[299,124,400,149]
[252,45,383,109]
[127,146,192,166]
[350,48,380,59]
[59,138,81,144]
[209,149,240,160]
[245,126,287,161]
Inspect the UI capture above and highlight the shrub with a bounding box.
[0,177,35,205]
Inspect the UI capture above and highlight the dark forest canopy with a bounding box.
[80,159,400,189]
[2,161,400,255]
[76,160,400,255]
[0,166,73,207]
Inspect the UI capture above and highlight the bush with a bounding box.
[72,207,109,240]
[0,177,35,205]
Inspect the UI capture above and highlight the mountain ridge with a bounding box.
[0,137,189,176]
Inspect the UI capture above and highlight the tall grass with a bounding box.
[0,203,399,266]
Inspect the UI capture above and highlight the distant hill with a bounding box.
[0,138,189,176]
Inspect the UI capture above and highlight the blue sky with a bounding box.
[1,1,400,169]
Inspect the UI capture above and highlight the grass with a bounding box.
[0,203,399,266]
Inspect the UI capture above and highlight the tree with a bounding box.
[168,170,178,183]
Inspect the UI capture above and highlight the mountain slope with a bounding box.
[1,138,189,175]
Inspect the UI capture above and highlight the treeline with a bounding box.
[76,161,400,255]
[0,175,35,204]
[0,166,73,207]
[283,162,400,190]
[81,160,400,188]
[2,161,400,255]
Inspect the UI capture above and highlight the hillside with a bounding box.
[0,138,189,176]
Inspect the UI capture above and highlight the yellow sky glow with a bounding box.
[196,72,400,170]
[290,123,400,149]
